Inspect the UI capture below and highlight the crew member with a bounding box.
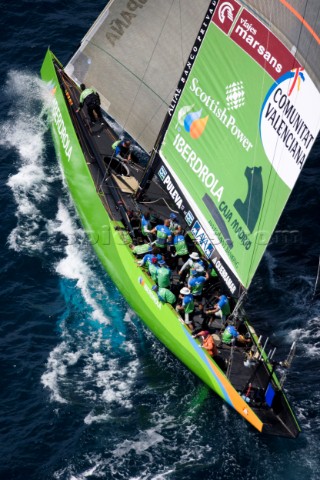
[112,139,132,161]
[77,83,103,124]
[150,219,172,250]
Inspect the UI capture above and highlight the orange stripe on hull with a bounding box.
[206,356,263,432]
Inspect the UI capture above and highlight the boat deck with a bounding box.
[75,114,182,231]
[54,63,300,438]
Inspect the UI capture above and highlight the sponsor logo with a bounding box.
[47,80,57,96]
[188,78,253,151]
[213,2,301,81]
[228,8,301,81]
[176,105,208,139]
[212,0,241,35]
[232,19,282,75]
[260,69,318,189]
[173,133,224,202]
[218,2,235,24]
[105,0,149,47]
[138,276,162,309]
[51,95,73,162]
[211,256,237,294]
[158,165,167,181]
[226,81,245,110]
[288,67,305,96]
[185,210,195,226]
[191,221,214,258]
[163,174,184,210]
[158,166,184,210]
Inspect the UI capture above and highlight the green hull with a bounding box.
[40,49,299,435]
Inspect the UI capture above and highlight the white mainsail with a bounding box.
[66,0,210,153]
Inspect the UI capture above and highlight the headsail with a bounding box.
[148,0,320,295]
[65,0,210,153]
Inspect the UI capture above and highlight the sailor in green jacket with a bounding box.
[148,258,159,281]
[77,83,103,124]
[152,285,176,305]
[156,260,171,288]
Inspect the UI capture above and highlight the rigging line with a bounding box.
[290,0,311,61]
[312,256,320,300]
[302,1,320,72]
[279,0,320,44]
[139,198,179,213]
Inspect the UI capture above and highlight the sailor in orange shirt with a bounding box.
[194,331,218,357]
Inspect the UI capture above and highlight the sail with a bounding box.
[65,0,210,153]
[154,0,320,294]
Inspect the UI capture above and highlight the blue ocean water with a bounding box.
[0,1,320,479]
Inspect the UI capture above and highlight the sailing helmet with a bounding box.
[180,287,191,295]
[189,252,200,260]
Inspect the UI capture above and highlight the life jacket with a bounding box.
[202,335,218,357]
[174,235,188,256]
[158,288,176,305]
[157,267,171,288]
[148,263,158,281]
[222,325,238,344]
[133,243,152,255]
[183,294,194,314]
[219,295,231,316]
[155,225,170,248]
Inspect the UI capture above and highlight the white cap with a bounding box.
[190,252,200,260]
[180,287,191,295]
